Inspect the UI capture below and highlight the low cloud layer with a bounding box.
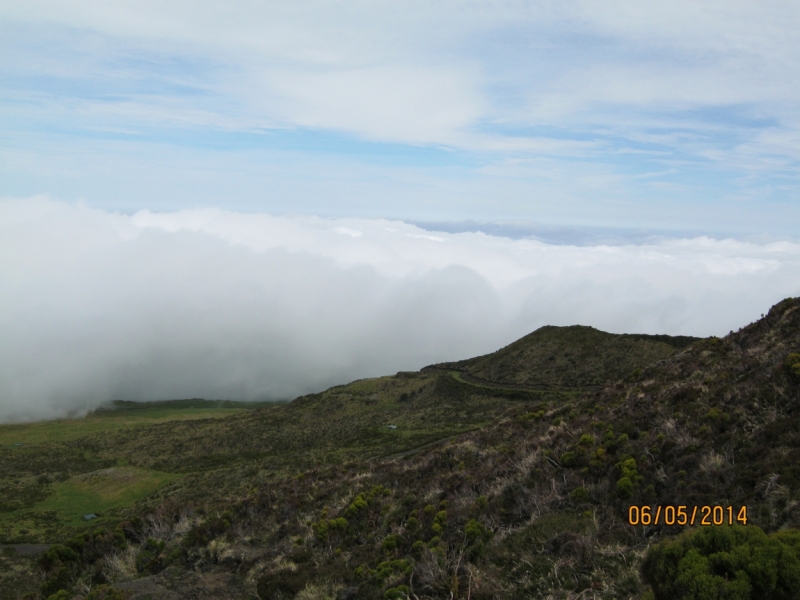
[2,197,799,422]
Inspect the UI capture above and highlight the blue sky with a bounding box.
[2,1,799,235]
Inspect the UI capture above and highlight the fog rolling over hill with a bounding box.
[3,298,800,599]
[3,199,800,423]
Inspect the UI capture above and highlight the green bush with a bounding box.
[345,493,369,516]
[616,477,634,498]
[560,451,577,467]
[38,545,79,569]
[381,534,403,552]
[642,525,800,600]
[384,585,410,599]
[570,487,590,503]
[465,519,490,543]
[786,353,800,380]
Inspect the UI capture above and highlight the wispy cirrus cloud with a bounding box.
[1,1,799,227]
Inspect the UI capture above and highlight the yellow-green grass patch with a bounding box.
[0,407,249,446]
[4,467,181,529]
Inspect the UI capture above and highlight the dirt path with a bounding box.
[0,543,51,556]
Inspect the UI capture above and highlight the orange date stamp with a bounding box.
[627,505,748,526]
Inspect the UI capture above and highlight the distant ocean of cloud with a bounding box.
[2,196,799,422]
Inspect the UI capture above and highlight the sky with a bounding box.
[1,2,800,420]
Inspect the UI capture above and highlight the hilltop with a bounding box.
[2,300,799,600]
[429,325,699,389]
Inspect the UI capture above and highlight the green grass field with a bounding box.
[0,467,181,541]
[0,400,272,544]
[34,466,181,526]
[0,401,268,446]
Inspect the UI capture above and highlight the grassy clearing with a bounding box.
[0,467,180,541]
[0,406,253,446]
[35,467,181,526]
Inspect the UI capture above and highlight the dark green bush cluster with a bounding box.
[615,458,643,498]
[570,487,590,503]
[642,525,800,600]
[517,409,546,422]
[786,353,800,380]
[135,537,166,574]
[431,510,447,535]
[311,516,348,539]
[355,558,412,580]
[384,584,410,599]
[560,451,577,467]
[381,533,403,552]
[345,485,391,517]
[184,510,234,546]
[39,527,128,597]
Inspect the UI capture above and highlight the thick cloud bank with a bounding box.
[2,197,799,422]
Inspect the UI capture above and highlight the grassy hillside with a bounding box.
[0,400,267,446]
[432,325,699,388]
[0,374,561,547]
[4,301,800,600]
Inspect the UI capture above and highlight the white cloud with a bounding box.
[4,1,800,146]
[2,197,799,422]
[3,0,800,231]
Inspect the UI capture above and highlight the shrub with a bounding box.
[465,519,490,543]
[570,487,590,503]
[312,516,348,539]
[616,477,634,498]
[560,451,577,467]
[374,559,412,579]
[381,534,403,552]
[345,493,369,517]
[642,525,800,600]
[618,458,642,481]
[786,353,800,380]
[384,585,410,599]
[38,545,79,569]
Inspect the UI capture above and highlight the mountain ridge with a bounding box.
[3,299,800,600]
[429,324,702,389]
